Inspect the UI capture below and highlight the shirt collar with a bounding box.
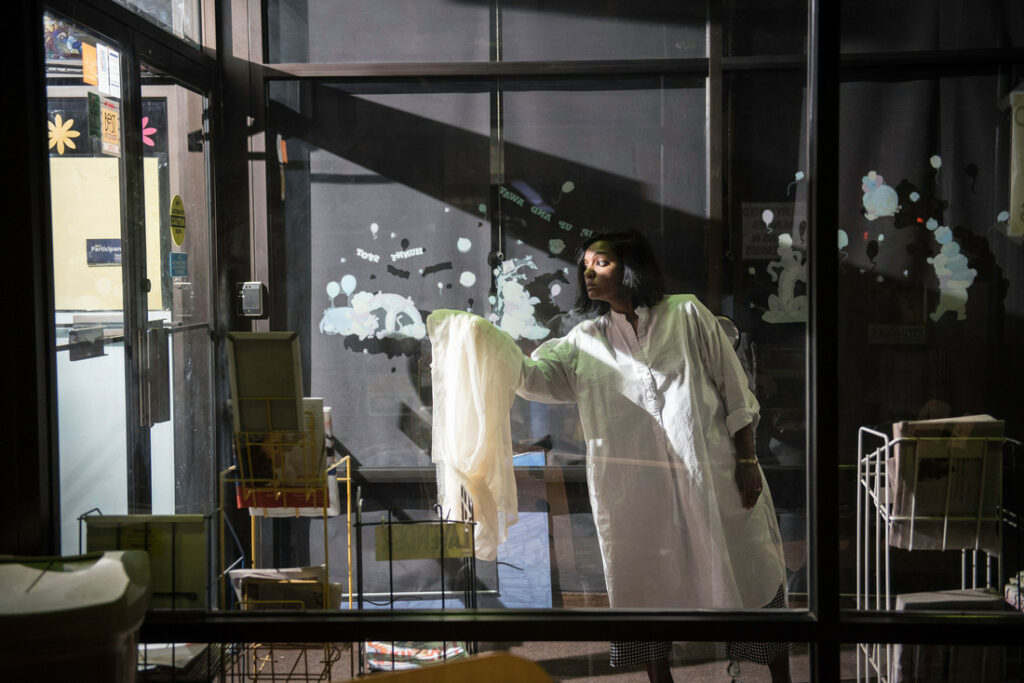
[607,304,649,332]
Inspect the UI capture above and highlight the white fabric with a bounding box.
[517,294,785,608]
[427,310,523,561]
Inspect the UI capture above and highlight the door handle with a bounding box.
[144,324,171,426]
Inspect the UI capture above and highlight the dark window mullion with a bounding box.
[807,0,841,679]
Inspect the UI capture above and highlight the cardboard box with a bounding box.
[893,589,1012,682]
[86,514,208,609]
[228,565,342,610]
[887,415,1003,553]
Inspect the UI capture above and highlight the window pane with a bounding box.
[500,3,705,61]
[266,0,492,63]
[724,0,807,57]
[840,0,1024,53]
[263,70,812,617]
[270,79,492,468]
[111,0,202,46]
[265,1,706,64]
[726,69,810,604]
[838,73,1024,618]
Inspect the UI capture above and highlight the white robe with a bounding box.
[517,294,785,609]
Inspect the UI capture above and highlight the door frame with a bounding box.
[41,0,220,525]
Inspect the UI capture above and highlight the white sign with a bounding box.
[107,47,121,99]
[95,43,121,98]
[97,43,109,94]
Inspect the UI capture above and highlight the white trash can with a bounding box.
[0,550,150,682]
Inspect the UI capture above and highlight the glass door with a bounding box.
[47,12,134,553]
[45,10,215,555]
[138,64,216,517]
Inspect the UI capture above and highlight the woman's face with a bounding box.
[582,241,626,307]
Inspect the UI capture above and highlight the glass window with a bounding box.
[266,0,492,63]
[839,0,1024,53]
[263,68,812,617]
[499,3,706,61]
[265,1,707,64]
[271,79,493,466]
[723,0,807,57]
[270,76,714,475]
[837,71,1024,618]
[42,0,1022,673]
[112,0,202,46]
[726,68,810,602]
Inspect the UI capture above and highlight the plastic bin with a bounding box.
[0,550,150,682]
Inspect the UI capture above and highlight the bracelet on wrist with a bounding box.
[736,458,759,465]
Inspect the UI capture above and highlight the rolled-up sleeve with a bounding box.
[691,301,760,435]
[517,335,578,404]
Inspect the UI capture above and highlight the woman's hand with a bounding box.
[735,462,763,510]
[732,424,762,509]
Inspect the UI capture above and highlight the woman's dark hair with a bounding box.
[573,229,666,315]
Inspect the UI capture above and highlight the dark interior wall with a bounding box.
[829,70,1024,594]
[838,0,1024,52]
[837,74,1021,454]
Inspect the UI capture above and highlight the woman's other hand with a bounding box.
[735,462,762,509]
[732,424,762,509]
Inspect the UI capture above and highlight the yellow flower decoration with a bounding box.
[48,114,80,155]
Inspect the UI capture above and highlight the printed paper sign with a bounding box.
[97,43,110,94]
[106,47,121,98]
[95,43,121,98]
[88,92,101,137]
[375,523,474,561]
[81,43,98,86]
[87,238,122,266]
[169,252,188,277]
[170,195,186,245]
[100,97,120,157]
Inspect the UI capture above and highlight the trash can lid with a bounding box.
[0,550,150,643]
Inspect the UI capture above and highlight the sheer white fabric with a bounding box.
[518,295,785,609]
[427,310,523,561]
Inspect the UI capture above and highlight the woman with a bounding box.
[516,230,790,683]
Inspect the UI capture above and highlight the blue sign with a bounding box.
[86,238,121,266]
[169,251,188,277]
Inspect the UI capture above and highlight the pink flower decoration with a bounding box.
[142,116,157,147]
